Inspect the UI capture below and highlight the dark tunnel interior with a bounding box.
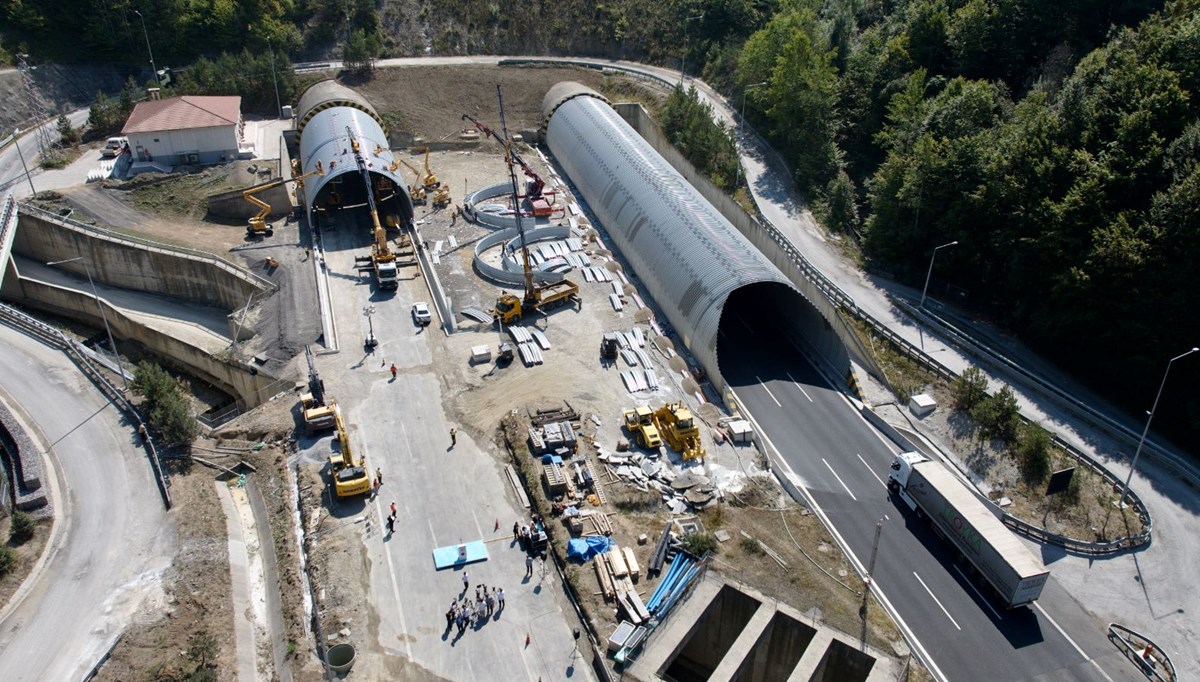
[716,281,842,392]
[312,171,412,238]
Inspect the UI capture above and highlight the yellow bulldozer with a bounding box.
[652,402,706,461]
[622,406,662,450]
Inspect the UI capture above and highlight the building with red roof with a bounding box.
[121,95,243,169]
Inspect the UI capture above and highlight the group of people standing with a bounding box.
[446,578,504,637]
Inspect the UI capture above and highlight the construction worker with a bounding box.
[390,363,397,380]
[450,427,457,446]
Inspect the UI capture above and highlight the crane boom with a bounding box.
[494,86,537,302]
[461,112,546,200]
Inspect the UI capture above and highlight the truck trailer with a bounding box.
[888,452,1049,608]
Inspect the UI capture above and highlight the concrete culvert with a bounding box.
[326,643,356,672]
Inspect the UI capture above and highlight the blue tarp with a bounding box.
[566,536,612,561]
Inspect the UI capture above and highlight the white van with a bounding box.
[101,136,127,158]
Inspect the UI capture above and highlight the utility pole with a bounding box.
[734,81,768,190]
[1117,347,1199,507]
[11,129,37,196]
[133,10,161,87]
[920,240,958,309]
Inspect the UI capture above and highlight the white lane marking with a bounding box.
[822,458,858,501]
[755,375,782,407]
[914,571,961,631]
[731,388,949,682]
[1033,602,1115,682]
[785,372,814,402]
[857,453,887,489]
[951,565,1003,621]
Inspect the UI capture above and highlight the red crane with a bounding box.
[461,112,556,217]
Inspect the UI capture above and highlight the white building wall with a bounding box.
[129,124,238,165]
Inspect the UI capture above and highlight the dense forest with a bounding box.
[3,0,1196,444]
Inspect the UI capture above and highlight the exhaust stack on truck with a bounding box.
[888,452,1049,608]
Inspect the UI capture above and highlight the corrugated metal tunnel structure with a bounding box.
[294,80,412,229]
[541,82,849,398]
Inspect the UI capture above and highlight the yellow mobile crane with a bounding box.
[488,85,580,324]
[346,126,400,291]
[243,160,323,237]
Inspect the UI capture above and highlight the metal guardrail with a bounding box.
[0,301,172,510]
[1107,623,1176,682]
[18,202,278,293]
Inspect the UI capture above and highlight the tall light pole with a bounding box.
[133,9,161,87]
[47,257,129,392]
[1118,347,1199,507]
[11,128,37,196]
[734,81,768,189]
[680,15,703,85]
[919,240,958,309]
[268,47,282,119]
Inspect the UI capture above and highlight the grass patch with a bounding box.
[846,315,938,403]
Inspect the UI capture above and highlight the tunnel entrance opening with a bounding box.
[715,282,839,393]
[310,171,412,250]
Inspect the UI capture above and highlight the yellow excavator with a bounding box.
[489,86,579,324]
[347,126,400,291]
[395,159,427,204]
[244,160,323,237]
[329,404,371,498]
[652,402,706,461]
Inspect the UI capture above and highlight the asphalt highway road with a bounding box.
[719,318,1133,681]
[0,324,173,681]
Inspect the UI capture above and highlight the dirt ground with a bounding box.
[94,390,308,681]
[351,64,662,141]
[0,516,52,611]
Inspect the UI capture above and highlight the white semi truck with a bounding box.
[888,452,1049,608]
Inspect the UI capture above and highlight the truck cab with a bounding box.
[887,451,926,511]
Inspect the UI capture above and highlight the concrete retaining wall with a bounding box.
[207,180,293,221]
[12,208,270,312]
[0,397,49,513]
[15,278,279,407]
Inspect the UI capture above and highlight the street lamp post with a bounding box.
[1117,347,1199,507]
[47,257,129,392]
[268,48,282,119]
[11,128,37,196]
[680,15,703,85]
[734,81,768,190]
[133,10,161,87]
[919,240,958,309]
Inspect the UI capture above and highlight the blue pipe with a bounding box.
[649,556,691,612]
[647,556,684,611]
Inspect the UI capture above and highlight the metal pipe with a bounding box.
[1118,347,1199,507]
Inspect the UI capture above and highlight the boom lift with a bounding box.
[396,159,427,204]
[461,112,557,217]
[299,344,336,433]
[487,85,580,324]
[418,146,441,189]
[243,160,323,237]
[346,126,400,291]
